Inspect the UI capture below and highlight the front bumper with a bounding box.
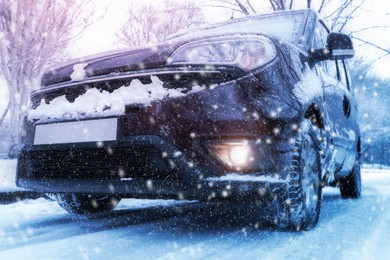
[17,178,288,201]
[17,134,289,200]
[18,77,295,201]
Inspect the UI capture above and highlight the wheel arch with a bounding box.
[304,103,324,130]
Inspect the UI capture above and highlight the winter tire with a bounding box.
[339,162,361,198]
[278,119,322,231]
[55,193,120,214]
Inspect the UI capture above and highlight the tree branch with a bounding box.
[199,4,243,14]
[352,36,390,54]
[234,0,250,15]
[245,0,256,13]
[351,25,390,34]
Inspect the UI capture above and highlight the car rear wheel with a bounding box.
[277,119,322,231]
[339,162,361,198]
[55,193,120,214]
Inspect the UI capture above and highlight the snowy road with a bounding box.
[1,168,390,259]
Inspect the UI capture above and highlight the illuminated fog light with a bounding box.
[229,145,250,166]
[208,141,254,169]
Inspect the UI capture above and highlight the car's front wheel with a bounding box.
[277,119,322,231]
[55,193,120,214]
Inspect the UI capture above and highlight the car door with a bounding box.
[313,22,352,177]
[337,59,360,174]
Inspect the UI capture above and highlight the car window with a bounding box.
[340,59,352,91]
[313,24,326,48]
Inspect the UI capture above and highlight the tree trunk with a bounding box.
[6,77,27,158]
[0,99,10,127]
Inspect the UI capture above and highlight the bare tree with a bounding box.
[269,0,293,11]
[321,0,365,32]
[117,0,204,47]
[353,67,390,163]
[208,0,360,21]
[203,0,256,15]
[0,0,97,155]
[203,0,293,15]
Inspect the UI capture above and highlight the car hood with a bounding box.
[40,44,179,87]
[40,32,280,88]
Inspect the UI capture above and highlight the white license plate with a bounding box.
[34,118,118,145]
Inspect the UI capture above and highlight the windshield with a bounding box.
[169,10,306,44]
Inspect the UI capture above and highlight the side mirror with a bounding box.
[308,33,354,65]
[327,33,354,60]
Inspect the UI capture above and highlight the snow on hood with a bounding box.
[292,66,323,104]
[29,76,205,123]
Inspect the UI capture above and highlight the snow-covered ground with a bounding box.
[0,159,23,192]
[1,167,390,259]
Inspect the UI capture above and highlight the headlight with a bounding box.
[167,35,277,71]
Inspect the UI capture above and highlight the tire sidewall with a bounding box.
[288,119,322,230]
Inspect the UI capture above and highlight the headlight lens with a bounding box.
[167,35,277,71]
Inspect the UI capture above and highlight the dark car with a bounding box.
[17,9,361,230]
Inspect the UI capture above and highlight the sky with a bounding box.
[71,0,390,79]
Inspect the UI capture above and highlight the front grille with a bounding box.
[21,146,180,180]
[31,79,126,109]
[31,68,244,109]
